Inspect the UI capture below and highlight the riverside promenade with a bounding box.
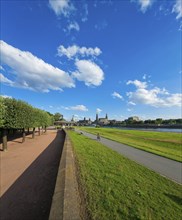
[77,130,182,184]
[0,129,65,220]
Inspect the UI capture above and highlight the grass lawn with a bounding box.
[68,130,182,220]
[78,127,182,162]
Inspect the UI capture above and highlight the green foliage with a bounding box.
[1,97,52,129]
[144,118,182,125]
[68,131,182,220]
[3,98,33,128]
[54,112,63,121]
[0,97,6,127]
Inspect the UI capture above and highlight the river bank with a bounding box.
[109,127,182,133]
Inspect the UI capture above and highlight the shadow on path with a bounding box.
[0,130,65,220]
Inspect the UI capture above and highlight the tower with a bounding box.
[96,113,98,122]
[71,115,74,122]
[106,113,108,119]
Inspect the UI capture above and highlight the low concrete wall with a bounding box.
[49,130,81,220]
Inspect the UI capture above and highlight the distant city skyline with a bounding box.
[1,0,181,121]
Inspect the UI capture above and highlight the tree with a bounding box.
[176,119,182,124]
[0,97,7,150]
[3,98,34,143]
[54,113,63,121]
[155,118,163,125]
[0,97,6,128]
[1,97,53,149]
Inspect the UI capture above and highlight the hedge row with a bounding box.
[0,97,53,150]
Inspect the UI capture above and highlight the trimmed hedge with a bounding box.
[0,97,53,150]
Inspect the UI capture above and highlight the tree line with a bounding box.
[0,97,53,151]
[124,118,182,125]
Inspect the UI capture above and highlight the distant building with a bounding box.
[77,117,92,126]
[54,119,75,126]
[96,113,99,123]
[95,113,110,126]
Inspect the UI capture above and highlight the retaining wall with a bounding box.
[49,130,81,220]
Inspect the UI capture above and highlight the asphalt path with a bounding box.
[77,130,182,184]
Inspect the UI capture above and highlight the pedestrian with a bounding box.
[97,133,100,141]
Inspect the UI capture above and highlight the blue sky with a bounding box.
[0,0,182,121]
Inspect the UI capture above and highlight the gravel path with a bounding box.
[77,130,182,184]
[0,129,65,220]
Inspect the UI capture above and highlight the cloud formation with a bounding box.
[96,108,102,114]
[0,66,4,71]
[134,0,182,21]
[128,101,136,106]
[0,73,14,85]
[126,79,182,107]
[127,79,147,89]
[112,92,123,100]
[137,0,153,13]
[62,105,88,111]
[67,22,80,32]
[49,0,74,17]
[0,40,75,92]
[0,94,12,99]
[82,3,88,22]
[72,60,104,87]
[172,0,182,19]
[57,45,102,59]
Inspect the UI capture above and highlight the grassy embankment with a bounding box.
[68,130,182,220]
[78,127,182,162]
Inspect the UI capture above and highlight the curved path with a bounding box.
[77,130,182,184]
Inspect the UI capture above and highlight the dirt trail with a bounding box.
[0,129,65,220]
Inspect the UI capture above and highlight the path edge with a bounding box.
[49,129,81,220]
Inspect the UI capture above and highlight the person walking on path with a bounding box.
[97,133,101,141]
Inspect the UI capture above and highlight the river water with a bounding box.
[110,127,182,133]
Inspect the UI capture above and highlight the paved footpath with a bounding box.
[0,129,64,220]
[77,130,182,184]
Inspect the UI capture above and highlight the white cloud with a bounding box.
[62,105,88,111]
[0,40,75,92]
[57,45,102,59]
[126,79,182,107]
[67,21,80,32]
[72,59,104,86]
[49,0,74,17]
[128,101,136,106]
[127,79,147,89]
[137,0,153,13]
[96,108,102,114]
[73,114,84,121]
[0,73,14,85]
[142,74,147,80]
[70,105,88,111]
[61,106,70,110]
[112,92,123,100]
[0,66,4,71]
[82,3,88,22]
[172,0,182,19]
[0,95,12,99]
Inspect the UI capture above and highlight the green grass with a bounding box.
[68,130,182,220]
[78,127,182,162]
